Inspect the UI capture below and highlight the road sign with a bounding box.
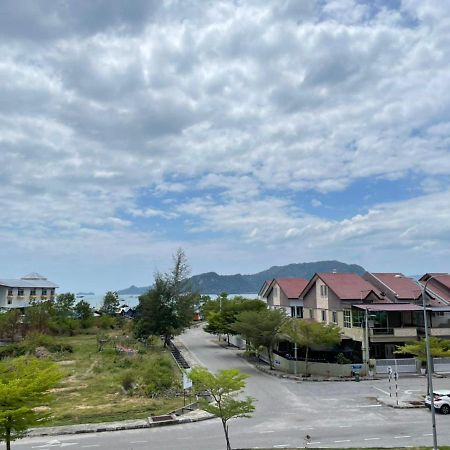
[182,372,192,390]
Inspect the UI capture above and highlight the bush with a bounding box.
[121,371,136,392]
[141,355,176,396]
[22,333,73,354]
[97,316,116,330]
[0,343,26,359]
[336,353,352,365]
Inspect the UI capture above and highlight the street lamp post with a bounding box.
[418,275,441,450]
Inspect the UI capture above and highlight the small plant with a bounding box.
[336,353,351,365]
[121,371,136,393]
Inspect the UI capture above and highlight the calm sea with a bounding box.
[79,293,259,309]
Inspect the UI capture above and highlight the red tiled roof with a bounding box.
[318,273,380,300]
[371,273,422,300]
[275,278,309,299]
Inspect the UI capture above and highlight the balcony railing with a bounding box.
[372,328,394,335]
[370,327,418,337]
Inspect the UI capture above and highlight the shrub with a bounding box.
[121,371,136,392]
[21,333,73,354]
[97,316,116,330]
[0,343,26,359]
[141,355,176,396]
[336,352,352,365]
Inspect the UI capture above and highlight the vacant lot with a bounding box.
[45,334,184,426]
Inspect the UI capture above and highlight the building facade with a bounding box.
[0,273,58,310]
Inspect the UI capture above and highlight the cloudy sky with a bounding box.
[1,0,450,292]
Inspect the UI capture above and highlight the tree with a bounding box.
[23,300,54,334]
[189,367,255,450]
[0,357,62,450]
[232,308,287,369]
[395,337,450,368]
[204,297,266,345]
[0,310,22,341]
[281,319,341,375]
[54,293,76,317]
[101,291,120,317]
[74,300,94,321]
[134,249,196,346]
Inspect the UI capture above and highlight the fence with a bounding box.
[259,350,357,377]
[375,358,417,374]
[433,357,450,373]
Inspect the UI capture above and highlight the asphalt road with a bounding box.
[16,326,450,449]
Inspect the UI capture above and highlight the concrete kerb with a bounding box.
[27,408,215,437]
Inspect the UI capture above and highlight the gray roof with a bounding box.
[21,272,48,280]
[0,274,58,288]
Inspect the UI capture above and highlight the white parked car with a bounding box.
[425,390,450,415]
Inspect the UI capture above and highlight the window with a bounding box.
[42,289,47,296]
[7,297,12,305]
[296,306,303,318]
[352,310,364,327]
[332,311,337,323]
[17,289,24,297]
[309,309,314,319]
[30,289,36,296]
[321,310,326,321]
[343,310,351,328]
[320,285,328,297]
[7,289,12,296]
[291,306,303,318]
[290,306,296,317]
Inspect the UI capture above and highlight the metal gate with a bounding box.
[433,357,450,373]
[375,358,417,374]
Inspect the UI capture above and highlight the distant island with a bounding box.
[76,292,95,296]
[117,260,366,296]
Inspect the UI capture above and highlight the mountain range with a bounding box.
[117,260,366,296]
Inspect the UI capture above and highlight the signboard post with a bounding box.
[182,370,193,407]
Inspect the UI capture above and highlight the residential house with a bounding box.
[300,272,382,326]
[0,273,58,310]
[363,272,423,303]
[260,278,308,317]
[300,272,424,359]
[420,273,450,338]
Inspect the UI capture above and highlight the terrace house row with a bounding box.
[260,272,450,360]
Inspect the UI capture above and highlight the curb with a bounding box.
[27,411,215,437]
[251,359,379,383]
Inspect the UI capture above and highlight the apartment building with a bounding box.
[0,273,58,310]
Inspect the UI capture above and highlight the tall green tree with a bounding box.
[134,249,196,346]
[101,291,120,317]
[54,293,76,317]
[74,300,94,321]
[281,319,341,375]
[204,297,266,345]
[0,357,62,450]
[189,367,255,450]
[232,308,287,369]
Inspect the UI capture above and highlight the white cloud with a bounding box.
[1,0,450,289]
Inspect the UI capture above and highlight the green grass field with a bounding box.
[44,334,184,426]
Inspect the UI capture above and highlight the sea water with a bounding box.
[78,292,258,310]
